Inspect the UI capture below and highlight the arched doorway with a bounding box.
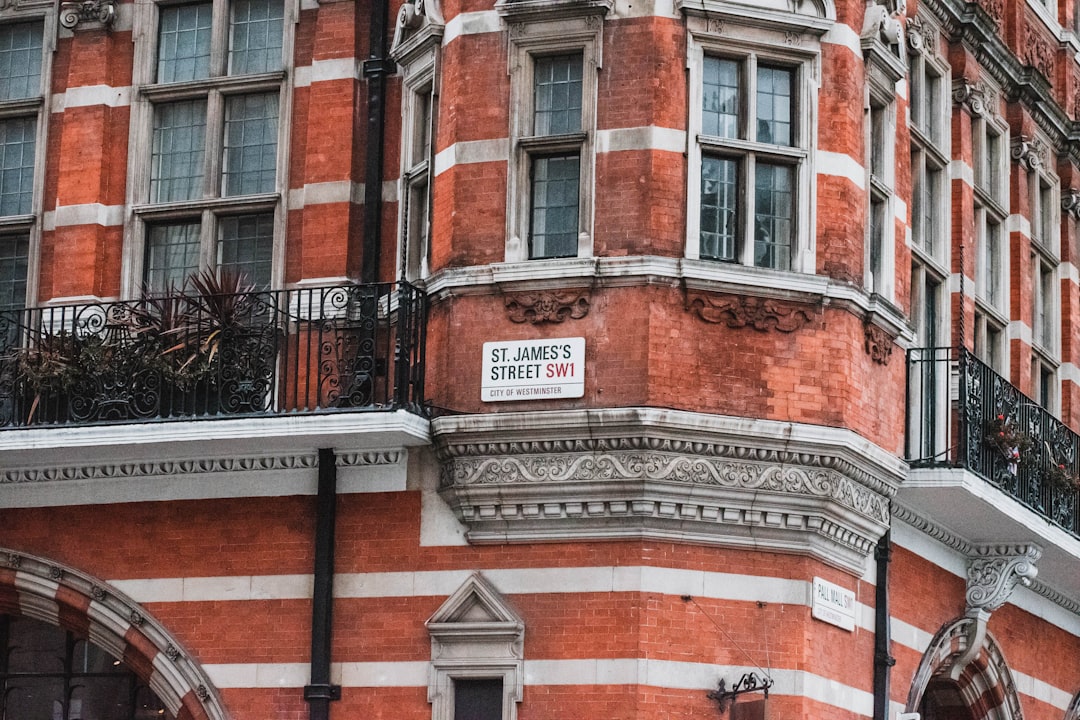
[0,549,227,720]
[1,613,171,719]
[905,617,1024,720]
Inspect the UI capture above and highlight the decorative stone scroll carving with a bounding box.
[687,293,817,332]
[953,78,987,117]
[864,323,894,365]
[1011,135,1045,172]
[906,15,926,53]
[505,291,589,324]
[391,0,445,53]
[1063,188,1080,220]
[862,0,903,46]
[950,544,1041,680]
[59,0,116,29]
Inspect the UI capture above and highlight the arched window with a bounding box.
[1,614,172,720]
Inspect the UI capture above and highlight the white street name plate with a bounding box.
[811,577,856,631]
[482,338,585,402]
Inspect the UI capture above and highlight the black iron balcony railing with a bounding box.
[0,281,426,428]
[907,346,1079,535]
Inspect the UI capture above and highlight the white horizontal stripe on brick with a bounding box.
[434,138,508,176]
[822,23,861,57]
[51,85,132,112]
[111,574,312,602]
[595,126,685,154]
[443,11,501,44]
[1007,213,1031,237]
[43,203,125,230]
[894,196,907,223]
[1060,362,1080,387]
[204,663,310,688]
[339,661,429,687]
[293,57,357,87]
[286,181,399,209]
[816,150,865,190]
[613,0,677,18]
[950,158,974,186]
[1012,669,1073,710]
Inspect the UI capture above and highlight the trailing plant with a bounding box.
[985,414,1032,463]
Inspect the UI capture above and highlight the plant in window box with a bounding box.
[984,414,1032,475]
[1044,461,1080,492]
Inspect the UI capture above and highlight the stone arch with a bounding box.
[0,547,228,720]
[905,616,1024,720]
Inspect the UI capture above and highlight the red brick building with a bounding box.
[2,0,1080,719]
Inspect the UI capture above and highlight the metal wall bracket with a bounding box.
[707,672,773,713]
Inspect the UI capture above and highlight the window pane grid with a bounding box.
[0,116,36,217]
[530,154,580,259]
[700,156,737,261]
[218,213,274,288]
[151,100,207,203]
[0,21,43,101]
[0,234,28,312]
[756,66,793,146]
[754,163,793,270]
[145,223,201,294]
[157,3,213,83]
[229,0,285,75]
[533,55,582,136]
[223,93,278,196]
[702,57,739,138]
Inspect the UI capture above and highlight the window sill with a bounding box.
[141,71,286,101]
[133,193,279,219]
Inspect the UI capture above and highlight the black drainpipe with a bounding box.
[361,1,394,284]
[872,529,895,720]
[304,448,341,719]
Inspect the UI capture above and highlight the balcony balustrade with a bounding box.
[907,346,1080,537]
[0,281,426,428]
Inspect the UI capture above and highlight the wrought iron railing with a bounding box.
[907,346,1080,535]
[0,282,426,428]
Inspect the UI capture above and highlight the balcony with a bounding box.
[0,280,427,430]
[905,347,1080,600]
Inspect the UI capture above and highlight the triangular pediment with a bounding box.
[427,573,523,628]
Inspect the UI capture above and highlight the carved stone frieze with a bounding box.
[505,291,589,324]
[59,0,117,29]
[953,78,988,117]
[687,293,818,332]
[1011,135,1045,172]
[979,0,1004,25]
[965,544,1041,613]
[1022,21,1054,80]
[864,323,894,365]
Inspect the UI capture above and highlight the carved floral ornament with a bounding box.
[687,292,819,332]
[863,323,894,365]
[505,291,590,324]
[980,0,1004,25]
[59,0,116,29]
[953,78,988,117]
[965,544,1041,613]
[1023,22,1055,80]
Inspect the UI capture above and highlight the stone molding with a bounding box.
[953,77,989,117]
[504,290,589,324]
[434,409,902,575]
[2,450,402,485]
[1011,135,1045,172]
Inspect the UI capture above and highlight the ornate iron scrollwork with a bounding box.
[707,672,773,713]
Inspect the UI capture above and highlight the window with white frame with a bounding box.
[683,4,826,275]
[1030,167,1059,410]
[504,11,601,262]
[0,16,47,314]
[127,0,289,295]
[971,112,1008,373]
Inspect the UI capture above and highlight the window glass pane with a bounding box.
[529,154,579,259]
[984,219,1001,307]
[533,54,582,136]
[0,234,28,312]
[756,66,793,146]
[870,106,885,180]
[151,100,207,203]
[700,156,737,261]
[229,0,285,75]
[0,21,43,101]
[454,678,503,720]
[218,213,274,288]
[145,223,201,294]
[870,197,885,292]
[0,116,36,216]
[754,163,793,270]
[223,93,279,196]
[157,3,213,83]
[702,57,739,138]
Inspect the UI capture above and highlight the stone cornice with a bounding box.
[434,409,901,575]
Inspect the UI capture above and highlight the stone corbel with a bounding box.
[953,78,987,117]
[59,0,117,29]
[952,544,1041,679]
[391,0,445,53]
[1011,135,1044,173]
[861,2,903,46]
[1063,188,1080,220]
